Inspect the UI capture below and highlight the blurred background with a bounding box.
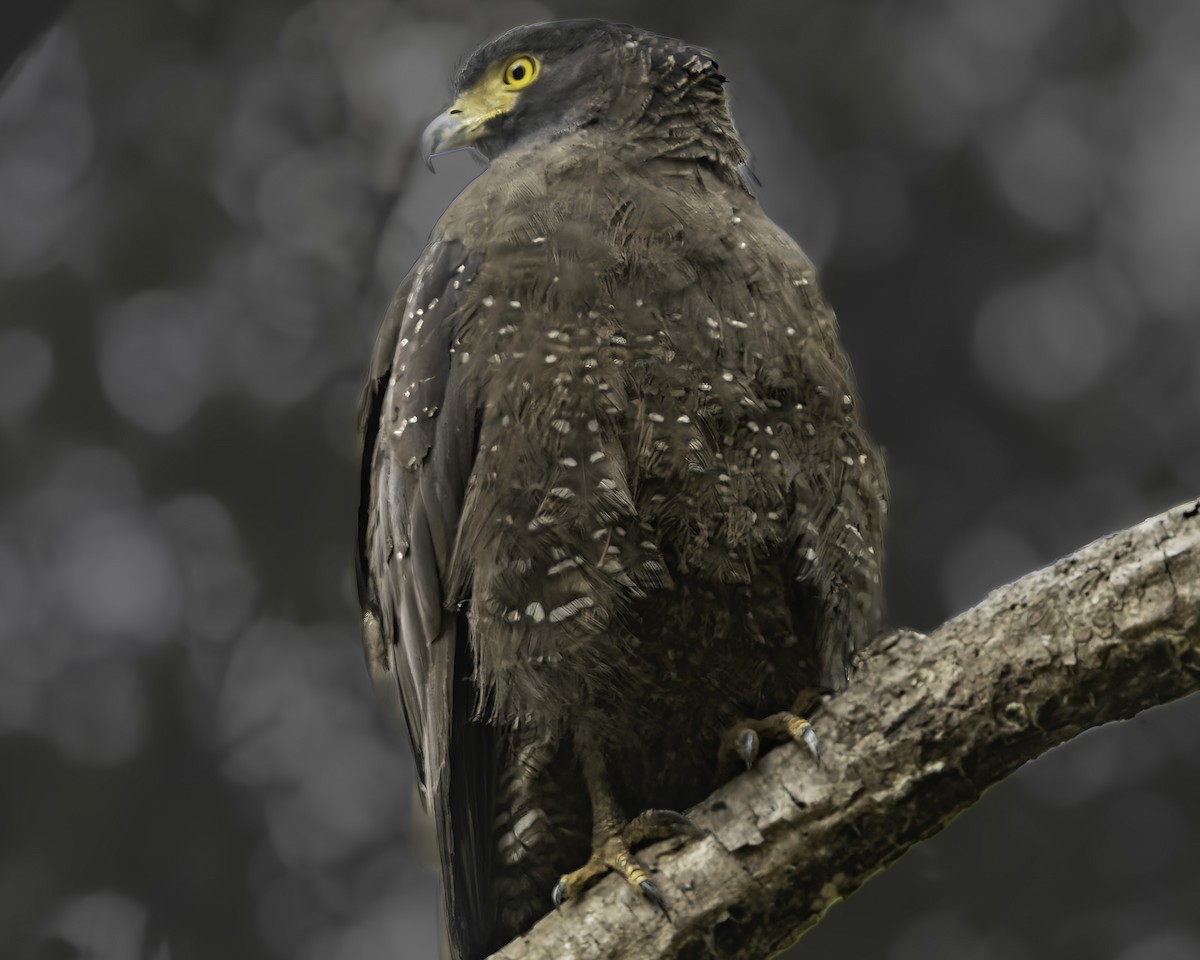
[1,0,1198,958]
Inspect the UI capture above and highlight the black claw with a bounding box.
[639,879,669,917]
[739,729,759,769]
[551,880,567,908]
[656,809,705,838]
[801,725,821,766]
[648,809,693,827]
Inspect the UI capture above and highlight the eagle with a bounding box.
[357,19,887,960]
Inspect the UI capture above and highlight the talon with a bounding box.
[800,724,821,765]
[558,740,697,918]
[719,710,825,776]
[739,729,759,769]
[665,810,704,840]
[550,807,695,912]
[639,878,669,917]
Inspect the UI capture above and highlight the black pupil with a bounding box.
[511,63,526,81]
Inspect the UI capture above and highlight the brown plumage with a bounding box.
[357,19,887,959]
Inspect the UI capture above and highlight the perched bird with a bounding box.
[357,19,887,959]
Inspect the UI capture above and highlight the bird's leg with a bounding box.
[717,691,823,779]
[552,733,701,913]
[496,725,559,869]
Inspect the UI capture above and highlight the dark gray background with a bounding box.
[1,0,1197,958]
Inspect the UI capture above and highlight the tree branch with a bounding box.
[490,498,1200,960]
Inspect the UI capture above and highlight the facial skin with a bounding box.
[420,20,630,164]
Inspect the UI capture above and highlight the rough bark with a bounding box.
[489,498,1200,960]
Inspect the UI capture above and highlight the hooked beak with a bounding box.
[421,112,470,170]
[421,89,506,170]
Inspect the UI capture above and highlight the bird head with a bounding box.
[421,19,735,167]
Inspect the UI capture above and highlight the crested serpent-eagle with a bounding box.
[357,19,887,959]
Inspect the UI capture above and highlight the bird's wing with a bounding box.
[773,262,888,690]
[357,240,496,959]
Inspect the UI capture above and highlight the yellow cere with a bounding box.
[442,55,542,139]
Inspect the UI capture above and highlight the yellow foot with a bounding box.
[719,711,820,778]
[551,809,701,914]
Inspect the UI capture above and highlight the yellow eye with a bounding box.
[502,55,539,89]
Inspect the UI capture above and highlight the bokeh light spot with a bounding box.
[99,290,215,433]
[49,890,149,960]
[54,510,182,645]
[974,264,1133,405]
[940,525,1040,614]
